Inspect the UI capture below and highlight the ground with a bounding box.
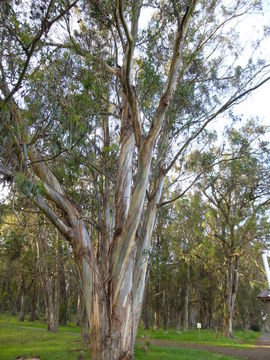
[138,337,270,360]
[0,314,269,359]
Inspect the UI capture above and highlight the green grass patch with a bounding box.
[0,314,254,359]
[135,346,241,359]
[0,313,81,333]
[137,327,260,349]
[0,323,89,359]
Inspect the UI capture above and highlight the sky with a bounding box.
[233,0,270,123]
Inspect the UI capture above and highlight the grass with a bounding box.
[137,327,260,349]
[0,314,251,359]
[0,314,88,360]
[135,346,241,359]
[0,313,81,333]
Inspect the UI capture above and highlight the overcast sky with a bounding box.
[233,0,270,123]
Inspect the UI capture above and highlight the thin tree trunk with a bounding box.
[154,311,159,330]
[19,292,25,322]
[183,290,189,332]
[143,281,149,330]
[35,287,40,320]
[75,292,83,326]
[19,275,25,322]
[176,310,182,333]
[59,246,68,326]
[29,284,37,321]
[222,256,239,337]
[11,281,21,315]
[163,290,168,331]
[184,264,190,332]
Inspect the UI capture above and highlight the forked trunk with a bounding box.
[76,217,152,359]
[81,263,137,359]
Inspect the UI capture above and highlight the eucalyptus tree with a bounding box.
[197,123,270,337]
[1,0,270,358]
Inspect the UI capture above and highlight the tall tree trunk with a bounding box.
[29,284,37,321]
[35,287,41,320]
[176,310,182,333]
[143,281,149,330]
[11,281,21,315]
[75,292,83,326]
[163,290,168,331]
[153,310,159,330]
[222,256,239,337]
[184,264,190,332]
[58,246,68,326]
[19,292,25,322]
[183,290,189,332]
[19,275,25,322]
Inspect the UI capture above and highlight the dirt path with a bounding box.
[137,335,270,360]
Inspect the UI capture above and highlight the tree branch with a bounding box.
[34,193,71,239]
[45,40,119,76]
[3,0,79,103]
[165,71,270,174]
[117,0,143,149]
[146,0,198,146]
